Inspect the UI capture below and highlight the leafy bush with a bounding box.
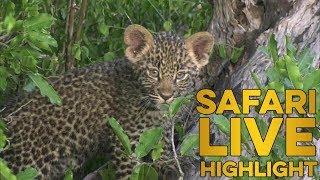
[106,94,194,179]
[0,0,60,105]
[0,0,212,104]
[203,34,320,179]
[0,0,212,179]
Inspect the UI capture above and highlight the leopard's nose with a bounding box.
[159,91,173,101]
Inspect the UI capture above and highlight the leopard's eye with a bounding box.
[176,71,188,80]
[148,69,159,78]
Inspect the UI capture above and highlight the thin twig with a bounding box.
[124,11,133,24]
[65,0,76,71]
[146,0,165,21]
[75,0,87,42]
[6,100,32,118]
[4,100,32,125]
[59,0,73,72]
[0,34,9,41]
[171,118,184,179]
[0,41,9,48]
[0,107,5,113]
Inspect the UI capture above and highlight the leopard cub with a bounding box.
[1,24,214,179]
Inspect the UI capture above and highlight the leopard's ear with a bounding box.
[185,32,214,68]
[124,24,154,63]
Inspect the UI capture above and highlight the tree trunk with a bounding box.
[183,0,320,179]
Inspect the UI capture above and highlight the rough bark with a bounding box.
[183,0,320,179]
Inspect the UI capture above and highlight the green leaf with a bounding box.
[230,46,244,63]
[98,23,109,36]
[135,128,163,159]
[4,15,16,33]
[285,35,296,59]
[16,168,38,180]
[9,34,24,48]
[266,81,284,93]
[274,135,286,158]
[285,55,303,89]
[283,77,294,89]
[0,129,7,149]
[63,168,73,180]
[0,159,16,180]
[0,119,7,131]
[103,52,116,61]
[174,122,185,140]
[72,44,81,61]
[151,141,164,161]
[130,164,158,180]
[5,1,15,16]
[212,114,230,135]
[204,156,222,162]
[310,127,320,140]
[23,82,37,94]
[260,155,272,167]
[23,13,55,30]
[276,57,286,70]
[265,67,282,82]
[20,56,37,72]
[255,117,269,138]
[218,44,227,59]
[268,33,278,63]
[0,67,8,91]
[25,6,39,17]
[107,117,132,156]
[167,95,193,117]
[297,49,314,75]
[81,46,90,59]
[27,73,62,105]
[250,71,263,90]
[27,31,57,52]
[315,110,320,125]
[163,20,172,31]
[240,126,250,145]
[180,134,199,156]
[99,164,116,180]
[303,70,320,91]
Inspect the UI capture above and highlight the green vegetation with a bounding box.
[0,0,211,179]
[209,34,320,179]
[2,0,318,179]
[0,0,211,106]
[108,94,195,179]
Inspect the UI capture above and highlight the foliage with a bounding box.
[107,117,132,156]
[0,0,212,103]
[130,164,158,180]
[0,0,60,105]
[63,168,73,180]
[212,34,320,178]
[106,94,193,179]
[107,117,163,179]
[16,168,38,180]
[150,34,320,179]
[50,0,212,67]
[162,94,193,118]
[0,0,212,179]
[135,128,163,159]
[180,134,199,157]
[218,43,244,63]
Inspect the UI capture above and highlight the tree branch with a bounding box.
[75,0,87,42]
[65,0,76,71]
[171,118,184,179]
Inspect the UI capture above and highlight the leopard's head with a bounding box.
[124,24,214,107]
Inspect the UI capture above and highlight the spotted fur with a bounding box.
[0,24,214,179]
